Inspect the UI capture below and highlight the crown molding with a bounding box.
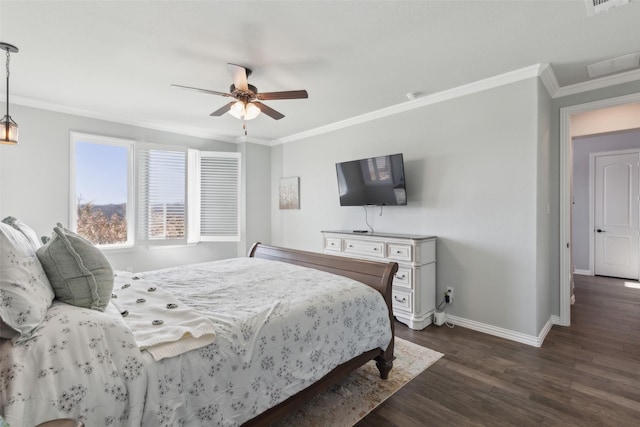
[552,67,640,98]
[235,135,272,146]
[539,63,560,97]
[272,64,546,146]
[7,61,640,146]
[7,94,240,144]
[272,62,640,145]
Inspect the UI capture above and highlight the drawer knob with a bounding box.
[373,247,378,251]
[394,296,406,303]
[395,274,406,279]
[396,250,402,254]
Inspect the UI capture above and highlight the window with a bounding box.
[188,150,241,242]
[71,133,241,247]
[70,133,134,247]
[136,145,187,244]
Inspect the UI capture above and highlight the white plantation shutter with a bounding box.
[137,145,187,244]
[189,151,241,242]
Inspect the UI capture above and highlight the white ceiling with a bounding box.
[1,0,640,144]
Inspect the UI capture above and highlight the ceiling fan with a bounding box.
[172,63,308,134]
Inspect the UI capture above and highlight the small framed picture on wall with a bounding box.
[279,176,300,209]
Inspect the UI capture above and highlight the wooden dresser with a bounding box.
[322,230,436,330]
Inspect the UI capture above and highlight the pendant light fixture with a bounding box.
[0,42,19,145]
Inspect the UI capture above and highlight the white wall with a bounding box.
[271,78,546,336]
[0,104,242,271]
[240,141,272,256]
[535,79,555,334]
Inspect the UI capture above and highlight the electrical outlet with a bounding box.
[446,287,454,304]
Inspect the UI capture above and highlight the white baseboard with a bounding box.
[573,269,591,276]
[445,314,560,347]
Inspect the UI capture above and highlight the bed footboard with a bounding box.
[246,243,398,425]
[249,243,397,370]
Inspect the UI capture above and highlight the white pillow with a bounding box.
[2,216,42,252]
[0,222,54,341]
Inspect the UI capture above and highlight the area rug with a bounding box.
[275,338,444,426]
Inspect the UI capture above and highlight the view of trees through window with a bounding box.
[74,138,130,246]
[77,200,127,245]
[147,204,185,239]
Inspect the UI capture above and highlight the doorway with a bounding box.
[559,94,640,326]
[591,149,640,279]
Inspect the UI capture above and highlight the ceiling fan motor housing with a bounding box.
[230,84,258,97]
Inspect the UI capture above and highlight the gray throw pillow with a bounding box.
[36,225,113,311]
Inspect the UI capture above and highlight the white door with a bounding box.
[594,151,639,279]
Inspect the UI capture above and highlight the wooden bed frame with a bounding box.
[245,243,399,426]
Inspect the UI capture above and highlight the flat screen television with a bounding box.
[335,153,407,206]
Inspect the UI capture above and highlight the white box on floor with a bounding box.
[434,311,446,326]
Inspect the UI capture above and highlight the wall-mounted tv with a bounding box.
[335,153,407,206]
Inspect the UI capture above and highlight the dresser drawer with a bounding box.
[324,237,342,252]
[393,267,412,289]
[392,290,413,313]
[343,239,384,258]
[387,243,412,262]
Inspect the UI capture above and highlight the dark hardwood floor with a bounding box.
[358,275,640,426]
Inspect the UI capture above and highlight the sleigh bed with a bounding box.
[0,230,398,427]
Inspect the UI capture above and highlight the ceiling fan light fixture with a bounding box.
[244,102,260,120]
[229,100,260,121]
[228,101,244,119]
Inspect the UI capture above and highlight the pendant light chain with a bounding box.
[5,48,9,116]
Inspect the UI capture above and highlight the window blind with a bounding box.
[199,152,241,241]
[137,146,187,243]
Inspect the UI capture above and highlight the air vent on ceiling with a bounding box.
[586,0,629,16]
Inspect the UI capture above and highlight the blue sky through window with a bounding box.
[76,141,128,205]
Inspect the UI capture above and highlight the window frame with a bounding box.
[70,132,241,248]
[188,150,241,243]
[69,132,136,249]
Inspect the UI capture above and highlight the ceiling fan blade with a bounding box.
[256,90,309,100]
[227,63,249,92]
[171,84,230,97]
[254,101,284,120]
[210,102,235,117]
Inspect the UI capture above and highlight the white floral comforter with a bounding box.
[0,257,392,426]
[0,302,147,426]
[138,257,392,426]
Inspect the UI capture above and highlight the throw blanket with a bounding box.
[110,271,216,360]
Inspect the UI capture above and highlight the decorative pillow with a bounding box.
[36,225,114,311]
[1,216,42,252]
[0,222,55,341]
